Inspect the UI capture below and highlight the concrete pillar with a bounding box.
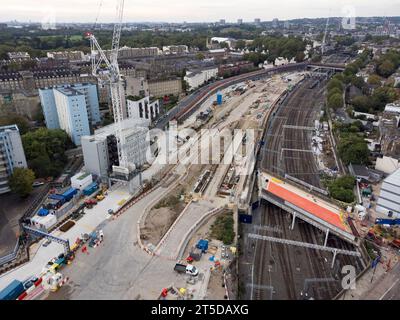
[324,229,329,247]
[291,212,296,230]
[331,249,338,269]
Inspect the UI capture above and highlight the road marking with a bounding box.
[379,278,400,300]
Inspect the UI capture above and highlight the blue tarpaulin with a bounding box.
[37,208,49,216]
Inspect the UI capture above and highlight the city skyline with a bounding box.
[2,0,400,23]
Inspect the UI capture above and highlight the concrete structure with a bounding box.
[0,125,27,194]
[47,51,85,62]
[385,102,400,114]
[126,96,160,123]
[376,168,400,217]
[38,87,59,129]
[70,172,93,190]
[162,45,188,55]
[39,83,101,145]
[125,76,149,97]
[82,120,150,177]
[259,172,355,243]
[81,135,110,178]
[7,52,30,61]
[54,86,91,146]
[275,57,296,66]
[375,156,400,175]
[148,78,182,97]
[210,37,236,49]
[105,46,160,59]
[184,66,218,91]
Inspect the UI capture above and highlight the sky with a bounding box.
[2,0,400,23]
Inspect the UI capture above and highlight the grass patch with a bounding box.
[210,212,235,245]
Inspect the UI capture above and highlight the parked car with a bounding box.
[42,239,52,247]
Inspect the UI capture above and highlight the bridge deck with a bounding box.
[266,181,348,232]
[260,172,354,240]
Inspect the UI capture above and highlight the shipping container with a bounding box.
[0,280,25,300]
[62,188,78,202]
[83,182,98,196]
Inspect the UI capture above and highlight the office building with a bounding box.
[0,125,27,194]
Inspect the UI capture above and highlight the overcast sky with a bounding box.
[2,0,400,23]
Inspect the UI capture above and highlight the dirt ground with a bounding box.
[141,164,210,247]
[142,204,185,247]
[206,269,227,300]
[0,184,48,256]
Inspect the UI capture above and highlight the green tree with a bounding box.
[22,128,72,178]
[9,167,35,197]
[327,175,356,203]
[338,135,370,165]
[376,59,396,78]
[328,93,343,110]
[0,115,30,135]
[368,74,382,85]
[235,40,246,50]
[351,95,371,113]
[195,52,205,60]
[327,78,343,92]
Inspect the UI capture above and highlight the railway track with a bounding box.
[252,75,365,300]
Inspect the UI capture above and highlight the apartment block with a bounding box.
[126,96,160,124]
[39,83,101,145]
[0,125,27,194]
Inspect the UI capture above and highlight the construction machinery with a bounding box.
[86,0,133,179]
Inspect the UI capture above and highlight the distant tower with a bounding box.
[272,18,279,28]
[237,18,243,25]
[284,21,290,29]
[254,18,261,25]
[219,19,226,25]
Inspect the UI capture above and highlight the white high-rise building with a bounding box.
[54,86,91,146]
[126,96,160,124]
[39,83,101,145]
[0,125,28,194]
[81,120,150,178]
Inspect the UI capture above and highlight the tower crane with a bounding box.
[86,0,132,177]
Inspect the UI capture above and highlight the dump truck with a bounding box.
[174,263,199,276]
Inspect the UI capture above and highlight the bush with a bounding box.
[210,213,235,245]
[327,175,356,203]
[9,167,35,198]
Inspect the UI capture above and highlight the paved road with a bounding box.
[362,262,400,300]
[154,199,215,259]
[52,184,187,299]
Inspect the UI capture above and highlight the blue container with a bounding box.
[196,239,209,252]
[83,183,98,196]
[0,280,24,300]
[49,194,65,202]
[217,92,223,105]
[62,187,78,202]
